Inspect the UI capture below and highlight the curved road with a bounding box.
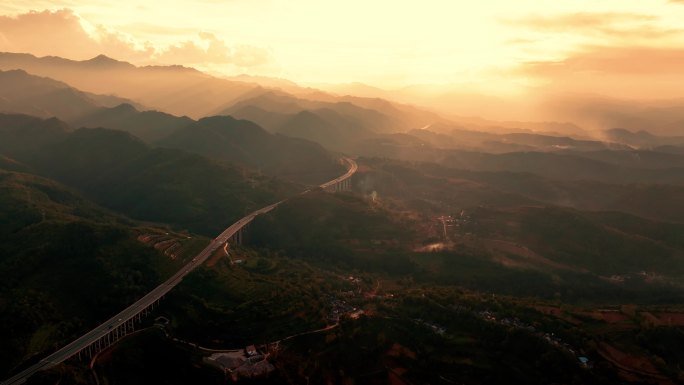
[320,157,357,191]
[2,157,357,385]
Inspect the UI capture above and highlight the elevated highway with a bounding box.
[320,157,357,192]
[2,157,357,385]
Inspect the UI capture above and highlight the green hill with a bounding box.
[385,160,684,223]
[0,169,192,376]
[72,103,194,143]
[26,127,298,235]
[0,115,301,235]
[249,190,417,274]
[66,104,344,185]
[0,114,69,159]
[158,115,344,184]
[467,205,684,276]
[0,155,30,172]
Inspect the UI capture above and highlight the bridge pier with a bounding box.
[230,227,247,245]
[323,176,353,193]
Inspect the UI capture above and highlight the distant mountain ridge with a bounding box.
[68,103,344,184]
[157,114,343,183]
[73,103,194,142]
[603,128,684,148]
[0,69,135,120]
[0,52,256,118]
[0,68,344,184]
[0,52,445,149]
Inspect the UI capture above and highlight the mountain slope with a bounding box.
[603,128,684,148]
[0,52,262,119]
[220,91,404,135]
[276,110,351,150]
[224,104,293,133]
[0,113,69,158]
[72,103,194,142]
[157,115,345,184]
[0,169,184,375]
[0,69,136,121]
[59,101,345,184]
[0,115,301,235]
[0,52,442,146]
[0,69,98,120]
[26,127,299,235]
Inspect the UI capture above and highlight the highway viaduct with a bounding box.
[1,157,357,385]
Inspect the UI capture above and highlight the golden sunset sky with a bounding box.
[1,0,684,98]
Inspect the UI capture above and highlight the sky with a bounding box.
[1,0,684,96]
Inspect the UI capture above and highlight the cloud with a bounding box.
[505,12,684,41]
[0,8,273,69]
[119,22,197,37]
[521,46,684,75]
[516,46,684,99]
[231,45,271,67]
[508,12,655,30]
[0,9,150,60]
[156,32,272,68]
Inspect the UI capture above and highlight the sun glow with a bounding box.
[1,0,684,97]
